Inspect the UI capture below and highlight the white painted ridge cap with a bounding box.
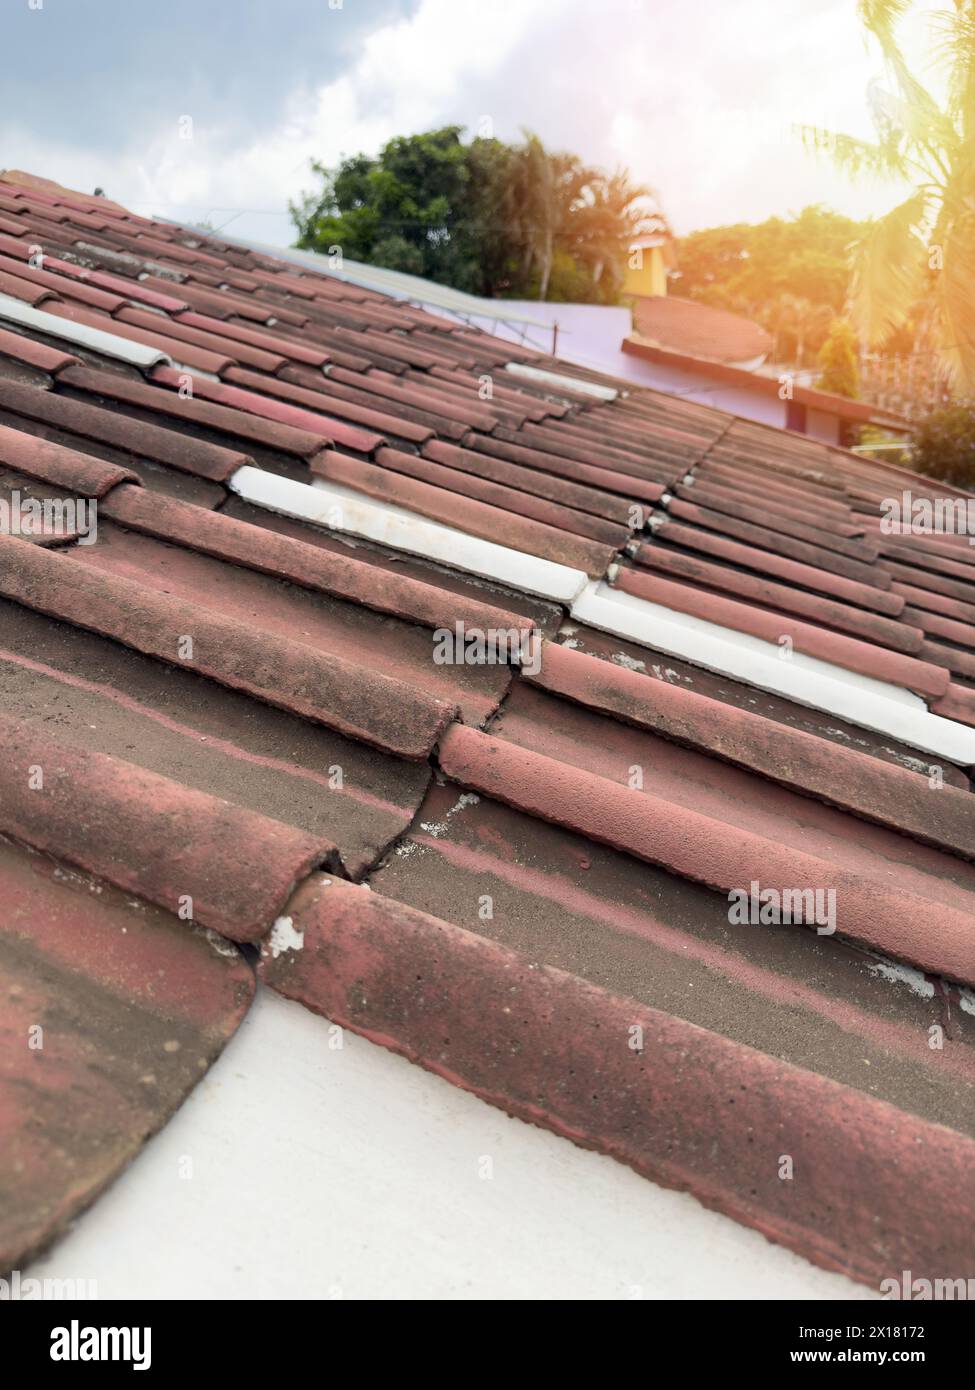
[228,465,588,605]
[504,362,618,401]
[0,293,171,368]
[571,581,975,765]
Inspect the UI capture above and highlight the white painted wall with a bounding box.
[807,407,843,445]
[464,301,797,427]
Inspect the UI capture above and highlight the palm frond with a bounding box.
[795,123,910,180]
[930,163,975,390]
[857,0,913,58]
[874,70,959,165]
[931,4,975,138]
[847,191,929,346]
[858,1,959,164]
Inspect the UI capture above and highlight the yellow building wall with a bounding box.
[622,246,667,299]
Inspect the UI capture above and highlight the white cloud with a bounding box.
[3,0,942,246]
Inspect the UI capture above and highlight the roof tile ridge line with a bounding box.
[526,637,975,860]
[0,291,172,369]
[350,650,545,888]
[229,466,589,604]
[105,484,538,639]
[690,413,739,473]
[638,414,738,549]
[570,580,975,763]
[434,721,975,986]
[0,707,347,941]
[258,873,975,1289]
[0,534,456,760]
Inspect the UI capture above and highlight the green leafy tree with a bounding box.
[912,403,975,485]
[816,319,861,397]
[291,127,663,303]
[674,206,864,365]
[290,127,497,291]
[800,0,975,392]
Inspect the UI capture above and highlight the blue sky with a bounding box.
[1,0,928,246]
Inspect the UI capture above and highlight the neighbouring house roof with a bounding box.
[629,293,773,367]
[623,331,911,430]
[1,171,975,1291]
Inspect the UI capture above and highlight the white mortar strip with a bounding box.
[571,581,975,765]
[504,362,619,401]
[0,293,170,368]
[230,466,975,761]
[228,466,589,604]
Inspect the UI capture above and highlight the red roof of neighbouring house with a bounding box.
[629,293,772,365]
[1,172,975,1291]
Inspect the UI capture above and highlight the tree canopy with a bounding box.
[290,126,665,303]
[673,205,866,368]
[816,319,861,398]
[912,403,975,486]
[801,0,975,393]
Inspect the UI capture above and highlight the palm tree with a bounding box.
[503,133,585,300]
[768,293,833,368]
[504,138,666,302]
[568,169,661,297]
[800,0,975,391]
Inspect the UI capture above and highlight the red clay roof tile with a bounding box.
[653,508,903,613]
[0,323,78,376]
[60,362,329,458]
[0,833,253,1271]
[0,269,54,307]
[0,253,130,311]
[932,682,975,727]
[0,709,336,939]
[223,364,433,444]
[0,375,250,480]
[0,418,135,494]
[42,299,237,374]
[117,305,287,373]
[422,437,641,524]
[0,535,457,758]
[615,565,948,696]
[174,310,330,366]
[261,871,975,1290]
[374,443,632,547]
[634,542,921,652]
[150,363,385,453]
[437,721,975,982]
[4,173,975,1289]
[312,448,616,576]
[470,432,665,502]
[101,481,535,637]
[528,638,974,854]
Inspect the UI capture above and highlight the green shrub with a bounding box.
[816,319,859,399]
[912,405,975,488]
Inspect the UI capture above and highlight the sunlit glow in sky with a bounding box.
[0,0,953,246]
